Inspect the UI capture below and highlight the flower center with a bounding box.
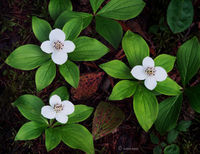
[145,67,156,76]
[53,41,64,50]
[54,104,63,112]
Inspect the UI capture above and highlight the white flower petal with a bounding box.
[131,65,147,80]
[40,41,53,54]
[41,106,56,119]
[61,100,75,115]
[50,95,61,107]
[63,40,76,53]
[49,29,65,42]
[142,57,155,67]
[55,113,68,124]
[155,66,168,81]
[51,51,68,65]
[144,77,157,90]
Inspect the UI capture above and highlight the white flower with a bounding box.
[41,95,75,124]
[40,29,75,65]
[131,57,167,90]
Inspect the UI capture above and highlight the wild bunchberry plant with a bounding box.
[14,86,94,153]
[6,16,109,91]
[100,30,181,132]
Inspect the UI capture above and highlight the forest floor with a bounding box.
[0,0,200,153]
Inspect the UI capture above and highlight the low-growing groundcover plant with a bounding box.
[14,86,94,153]
[100,30,181,132]
[6,16,109,91]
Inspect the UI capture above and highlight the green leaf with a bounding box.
[54,11,93,29]
[122,30,149,68]
[48,0,72,20]
[13,94,48,124]
[59,60,80,88]
[97,0,145,20]
[69,36,109,61]
[164,144,180,154]
[95,16,123,49]
[167,129,179,144]
[5,44,50,70]
[99,60,133,79]
[61,124,94,154]
[150,133,159,144]
[45,127,61,152]
[50,86,70,100]
[109,80,137,100]
[177,37,200,86]
[155,77,182,96]
[92,102,125,140]
[153,145,162,154]
[167,0,194,33]
[62,18,83,41]
[15,121,46,140]
[155,95,183,134]
[35,60,56,91]
[154,54,176,72]
[185,84,200,113]
[133,85,158,132]
[68,105,94,123]
[176,120,192,132]
[32,16,52,42]
[90,0,104,13]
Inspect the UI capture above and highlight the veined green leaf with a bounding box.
[177,37,200,86]
[48,0,72,20]
[95,16,123,49]
[35,60,56,91]
[167,0,194,33]
[5,44,50,70]
[15,121,47,141]
[155,95,183,134]
[109,80,138,100]
[32,16,52,42]
[155,77,182,96]
[68,105,94,124]
[13,94,48,124]
[61,124,94,154]
[45,127,61,151]
[154,54,176,72]
[97,0,145,20]
[133,85,158,132]
[185,84,200,113]
[122,30,149,68]
[59,60,80,88]
[99,60,133,79]
[69,36,109,61]
[90,0,104,13]
[62,18,83,41]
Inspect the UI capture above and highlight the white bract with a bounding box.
[41,95,75,124]
[131,57,167,90]
[40,29,75,65]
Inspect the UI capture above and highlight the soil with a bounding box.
[0,0,200,153]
